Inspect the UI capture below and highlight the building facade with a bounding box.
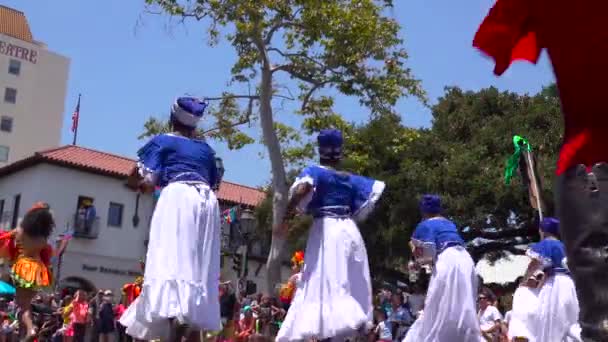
[0,5,70,165]
[0,145,276,295]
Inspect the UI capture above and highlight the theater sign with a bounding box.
[0,39,37,64]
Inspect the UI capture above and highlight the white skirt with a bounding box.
[119,182,222,340]
[276,217,373,341]
[508,274,581,342]
[403,246,483,342]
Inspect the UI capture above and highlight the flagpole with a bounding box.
[72,94,81,145]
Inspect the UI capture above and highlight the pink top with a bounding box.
[70,301,88,324]
[114,304,126,320]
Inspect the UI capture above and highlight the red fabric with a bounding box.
[122,283,141,305]
[474,0,608,174]
[114,304,126,319]
[473,0,541,76]
[0,232,17,261]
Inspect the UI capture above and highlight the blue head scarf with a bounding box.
[420,194,441,214]
[171,97,208,128]
[317,129,343,161]
[540,217,560,236]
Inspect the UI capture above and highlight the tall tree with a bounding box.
[341,85,562,271]
[142,0,425,289]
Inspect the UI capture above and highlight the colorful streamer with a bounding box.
[505,135,532,185]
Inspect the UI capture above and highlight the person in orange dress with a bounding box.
[279,251,304,307]
[474,1,608,339]
[0,202,55,341]
[122,260,144,307]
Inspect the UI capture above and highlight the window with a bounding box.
[11,194,20,229]
[74,196,98,238]
[107,202,124,227]
[1,117,13,132]
[8,60,20,75]
[0,146,8,162]
[4,88,16,104]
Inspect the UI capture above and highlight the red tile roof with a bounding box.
[0,145,265,207]
[0,6,33,43]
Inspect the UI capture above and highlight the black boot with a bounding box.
[557,163,608,341]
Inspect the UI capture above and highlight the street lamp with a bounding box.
[215,157,225,191]
[239,208,256,237]
[235,208,256,280]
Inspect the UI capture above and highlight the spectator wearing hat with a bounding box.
[97,290,115,342]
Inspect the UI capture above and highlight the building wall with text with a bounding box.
[0,33,70,165]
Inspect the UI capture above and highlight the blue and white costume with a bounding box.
[120,97,222,339]
[508,218,581,342]
[404,195,482,342]
[276,129,385,341]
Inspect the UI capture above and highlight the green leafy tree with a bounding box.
[338,85,561,273]
[141,0,425,289]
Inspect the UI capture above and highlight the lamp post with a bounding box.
[215,157,225,191]
[237,209,256,280]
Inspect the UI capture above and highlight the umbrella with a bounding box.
[0,280,15,295]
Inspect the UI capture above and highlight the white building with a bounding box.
[0,145,283,295]
[0,5,70,165]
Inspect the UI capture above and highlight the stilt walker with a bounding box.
[276,129,385,341]
[403,195,482,342]
[508,218,581,341]
[474,2,608,340]
[119,97,222,340]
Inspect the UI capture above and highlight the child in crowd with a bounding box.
[374,309,392,342]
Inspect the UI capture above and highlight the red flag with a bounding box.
[71,95,81,133]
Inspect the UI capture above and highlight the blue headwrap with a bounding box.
[171,97,208,128]
[317,129,343,161]
[420,194,441,214]
[540,217,560,236]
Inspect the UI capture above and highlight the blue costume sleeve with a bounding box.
[527,239,567,271]
[411,220,435,249]
[288,165,320,211]
[411,220,439,265]
[137,135,166,185]
[349,174,385,222]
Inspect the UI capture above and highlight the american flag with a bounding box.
[71,95,81,133]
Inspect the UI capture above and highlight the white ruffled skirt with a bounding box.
[276,217,373,341]
[508,274,581,342]
[119,182,221,340]
[403,246,482,342]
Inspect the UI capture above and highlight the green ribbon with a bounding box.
[505,135,532,185]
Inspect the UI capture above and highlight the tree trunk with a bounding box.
[258,65,289,294]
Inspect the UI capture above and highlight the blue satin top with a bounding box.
[527,238,568,273]
[138,134,219,188]
[412,217,464,255]
[293,165,383,219]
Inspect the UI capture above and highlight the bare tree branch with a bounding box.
[202,96,256,135]
[206,95,259,101]
[263,7,304,45]
[300,81,330,112]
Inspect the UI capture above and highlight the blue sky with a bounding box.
[5,0,555,187]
